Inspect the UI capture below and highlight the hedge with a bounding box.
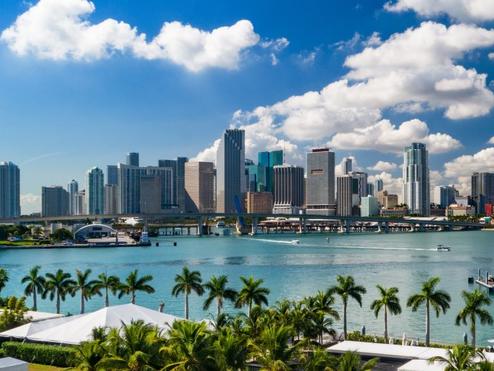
[1,341,77,367]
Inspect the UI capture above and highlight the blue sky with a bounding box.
[0,0,493,214]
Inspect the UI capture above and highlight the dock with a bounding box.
[474,269,494,291]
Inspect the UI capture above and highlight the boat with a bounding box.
[436,244,451,252]
[289,240,300,245]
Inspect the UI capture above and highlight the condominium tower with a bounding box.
[0,162,20,218]
[403,143,430,216]
[306,148,335,215]
[87,167,104,215]
[184,161,215,213]
[272,165,304,214]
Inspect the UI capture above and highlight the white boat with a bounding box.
[290,240,300,245]
[436,244,451,252]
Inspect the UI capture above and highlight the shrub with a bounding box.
[1,342,77,367]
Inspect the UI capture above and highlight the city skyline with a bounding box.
[0,1,493,213]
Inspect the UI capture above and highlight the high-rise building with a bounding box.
[158,157,188,210]
[75,190,87,215]
[361,196,379,217]
[246,192,273,214]
[87,167,104,215]
[106,165,118,185]
[471,172,494,214]
[126,152,139,167]
[306,148,336,215]
[337,175,353,216]
[257,150,283,192]
[403,143,430,216]
[351,172,368,198]
[140,175,162,214]
[344,157,352,175]
[117,164,141,214]
[0,162,20,218]
[434,185,456,209]
[144,167,174,209]
[42,186,69,217]
[184,161,215,213]
[375,179,384,193]
[272,165,304,214]
[104,184,119,214]
[367,183,375,197]
[67,180,79,215]
[216,129,245,213]
[245,161,258,193]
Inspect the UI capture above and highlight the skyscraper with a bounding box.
[375,179,384,193]
[67,179,79,215]
[306,148,336,215]
[87,167,104,215]
[257,150,283,192]
[403,143,430,216]
[42,186,69,217]
[0,162,20,218]
[184,161,215,213]
[434,185,456,209]
[344,157,352,175]
[104,184,119,214]
[158,157,188,210]
[126,152,139,167]
[216,129,245,213]
[117,163,141,213]
[106,165,118,185]
[471,172,494,214]
[140,175,162,214]
[272,165,304,214]
[337,175,353,216]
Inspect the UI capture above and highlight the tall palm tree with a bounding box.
[203,275,237,318]
[328,275,367,339]
[72,269,99,314]
[407,277,451,346]
[43,269,76,314]
[370,285,402,342]
[456,289,493,348]
[94,273,120,307]
[171,266,204,320]
[118,270,155,305]
[0,268,8,294]
[250,324,298,370]
[21,265,45,311]
[235,276,270,317]
[428,344,484,371]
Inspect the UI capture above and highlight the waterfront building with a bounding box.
[106,165,118,185]
[87,167,104,215]
[380,207,408,217]
[471,172,494,214]
[184,161,215,213]
[403,143,430,216]
[126,152,139,167]
[361,196,379,217]
[272,165,304,214]
[344,157,352,175]
[434,185,456,209]
[336,175,353,216]
[383,193,399,209]
[216,129,245,213]
[246,192,273,214]
[104,184,119,214]
[140,175,162,214]
[117,164,142,214]
[245,161,258,193]
[158,157,188,211]
[375,179,384,193]
[75,190,86,215]
[446,204,475,217]
[305,148,336,215]
[0,161,20,218]
[42,186,69,217]
[143,167,175,210]
[67,179,79,215]
[257,150,283,192]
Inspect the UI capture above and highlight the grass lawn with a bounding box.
[0,240,38,246]
[29,364,66,371]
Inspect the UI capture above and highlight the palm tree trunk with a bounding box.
[105,287,109,307]
[80,293,85,314]
[217,297,222,319]
[56,291,60,314]
[384,307,388,342]
[131,290,136,304]
[343,300,347,339]
[33,286,37,311]
[471,316,476,348]
[248,301,252,318]
[185,293,189,319]
[425,299,430,346]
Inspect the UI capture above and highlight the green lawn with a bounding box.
[29,365,66,371]
[0,240,38,246]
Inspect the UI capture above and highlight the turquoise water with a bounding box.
[0,231,493,345]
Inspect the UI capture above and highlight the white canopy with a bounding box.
[0,304,183,345]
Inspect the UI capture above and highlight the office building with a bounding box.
[185,162,215,213]
[75,190,86,215]
[140,175,162,214]
[383,193,399,209]
[403,143,430,216]
[351,171,368,198]
[144,166,174,209]
[87,167,104,215]
[158,157,188,210]
[104,184,119,214]
[272,165,304,214]
[434,185,456,209]
[337,175,353,216]
[257,150,283,192]
[126,152,139,167]
[117,164,142,214]
[246,192,273,214]
[375,179,384,193]
[0,162,20,218]
[216,129,245,213]
[344,157,352,175]
[67,180,78,215]
[367,183,375,197]
[42,186,69,217]
[106,165,118,185]
[245,161,258,193]
[305,148,336,215]
[361,196,379,217]
[471,172,494,214]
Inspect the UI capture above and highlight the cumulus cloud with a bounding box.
[21,193,41,215]
[489,52,494,60]
[488,136,494,144]
[0,0,260,72]
[385,0,494,23]
[368,161,398,172]
[328,119,461,154]
[368,172,403,200]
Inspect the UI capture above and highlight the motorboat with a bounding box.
[290,240,300,245]
[436,244,451,252]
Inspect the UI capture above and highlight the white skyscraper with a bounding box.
[67,179,79,215]
[403,143,430,216]
[87,167,104,215]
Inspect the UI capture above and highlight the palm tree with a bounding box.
[235,276,270,317]
[456,289,493,348]
[43,269,76,314]
[328,275,366,339]
[428,344,484,371]
[75,341,105,371]
[370,285,402,342]
[213,327,249,371]
[337,351,379,371]
[171,266,204,320]
[0,268,8,294]
[94,273,120,307]
[118,270,155,305]
[72,269,99,314]
[21,265,45,311]
[302,347,338,371]
[407,276,451,346]
[203,275,237,318]
[250,324,298,370]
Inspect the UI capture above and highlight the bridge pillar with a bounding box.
[298,217,306,234]
[419,223,425,232]
[196,216,203,237]
[251,217,258,235]
[384,221,389,234]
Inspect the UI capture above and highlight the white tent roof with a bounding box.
[0,310,63,322]
[0,304,183,345]
[398,360,446,371]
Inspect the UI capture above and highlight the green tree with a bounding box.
[75,341,105,371]
[456,289,493,348]
[171,266,204,320]
[43,269,76,314]
[203,275,237,319]
[213,327,249,371]
[328,275,366,339]
[337,351,378,371]
[250,324,298,370]
[73,269,99,314]
[51,228,73,242]
[428,344,484,371]
[370,285,402,342]
[21,265,46,311]
[118,270,155,305]
[235,276,270,317]
[302,347,338,371]
[407,277,451,346]
[94,273,120,307]
[0,268,9,295]
[0,296,28,331]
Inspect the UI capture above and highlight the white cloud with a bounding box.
[1,0,260,72]
[368,172,403,200]
[364,32,382,47]
[385,0,494,23]
[368,161,398,172]
[21,193,41,215]
[488,136,494,144]
[260,37,289,52]
[335,156,360,177]
[296,50,317,66]
[489,52,494,60]
[328,119,461,154]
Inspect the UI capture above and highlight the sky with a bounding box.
[0,0,493,214]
